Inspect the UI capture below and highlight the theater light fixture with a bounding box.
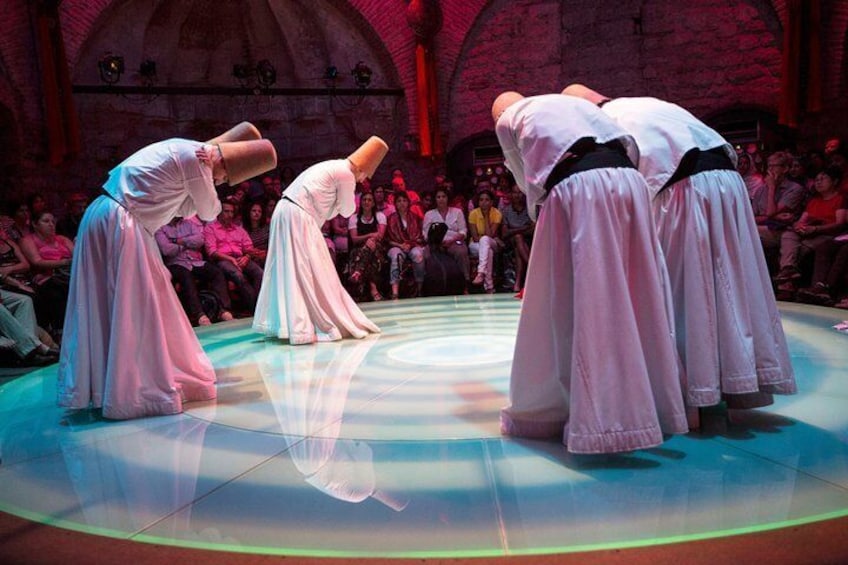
[352,61,372,89]
[256,59,277,88]
[98,54,124,85]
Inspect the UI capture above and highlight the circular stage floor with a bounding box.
[1,296,847,559]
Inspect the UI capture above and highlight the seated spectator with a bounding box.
[776,166,847,295]
[386,191,425,299]
[4,199,32,243]
[243,200,269,267]
[501,183,535,292]
[468,187,503,293]
[753,151,807,256]
[155,216,234,326]
[228,186,247,214]
[419,190,434,214]
[796,235,848,306]
[280,166,297,188]
[788,155,815,192]
[27,193,47,219]
[348,191,387,301]
[421,222,466,297]
[738,152,766,202]
[321,220,337,264]
[19,210,73,337]
[204,200,263,312]
[825,137,843,160]
[327,214,350,269]
[0,226,34,293]
[391,176,421,206]
[265,196,278,224]
[0,288,59,366]
[56,192,89,240]
[422,187,470,282]
[373,184,396,220]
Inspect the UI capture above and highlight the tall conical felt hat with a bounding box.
[206,122,262,145]
[347,136,389,179]
[219,139,277,185]
[491,91,524,122]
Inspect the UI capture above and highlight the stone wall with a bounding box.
[0,0,845,203]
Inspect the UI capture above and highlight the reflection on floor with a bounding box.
[0,296,847,559]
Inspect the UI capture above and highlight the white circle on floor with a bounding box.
[386,335,515,367]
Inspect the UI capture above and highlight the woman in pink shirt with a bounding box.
[20,210,74,336]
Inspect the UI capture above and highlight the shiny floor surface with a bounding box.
[1,296,847,559]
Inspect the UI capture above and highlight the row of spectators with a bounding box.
[741,137,848,306]
[2,135,845,364]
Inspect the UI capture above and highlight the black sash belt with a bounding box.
[661,147,736,190]
[544,139,635,192]
[99,188,129,211]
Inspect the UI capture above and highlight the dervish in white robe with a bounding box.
[593,94,796,408]
[495,93,688,454]
[253,159,380,345]
[58,139,221,419]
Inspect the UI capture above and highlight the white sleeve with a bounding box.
[182,146,221,222]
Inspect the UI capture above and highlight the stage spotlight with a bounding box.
[98,54,124,85]
[324,66,339,80]
[232,63,251,80]
[256,59,277,88]
[351,61,372,89]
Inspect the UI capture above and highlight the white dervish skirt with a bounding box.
[654,170,795,408]
[253,199,379,345]
[57,196,216,419]
[501,168,688,454]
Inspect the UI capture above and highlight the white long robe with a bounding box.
[253,159,379,345]
[58,139,220,420]
[601,97,795,407]
[496,95,688,454]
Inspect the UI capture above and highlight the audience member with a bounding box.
[468,187,503,293]
[27,193,47,219]
[775,166,847,295]
[243,200,270,267]
[348,191,387,301]
[422,187,470,282]
[4,199,32,242]
[788,155,814,192]
[155,216,234,326]
[56,192,89,240]
[753,151,807,255]
[796,235,848,307]
[0,226,34,293]
[19,210,73,336]
[373,184,396,220]
[265,196,278,223]
[329,214,350,268]
[421,222,466,296]
[204,200,264,312]
[0,288,58,366]
[738,152,765,202]
[386,191,425,299]
[501,183,534,292]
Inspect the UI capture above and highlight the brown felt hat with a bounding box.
[219,139,277,185]
[347,136,389,179]
[206,122,262,145]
